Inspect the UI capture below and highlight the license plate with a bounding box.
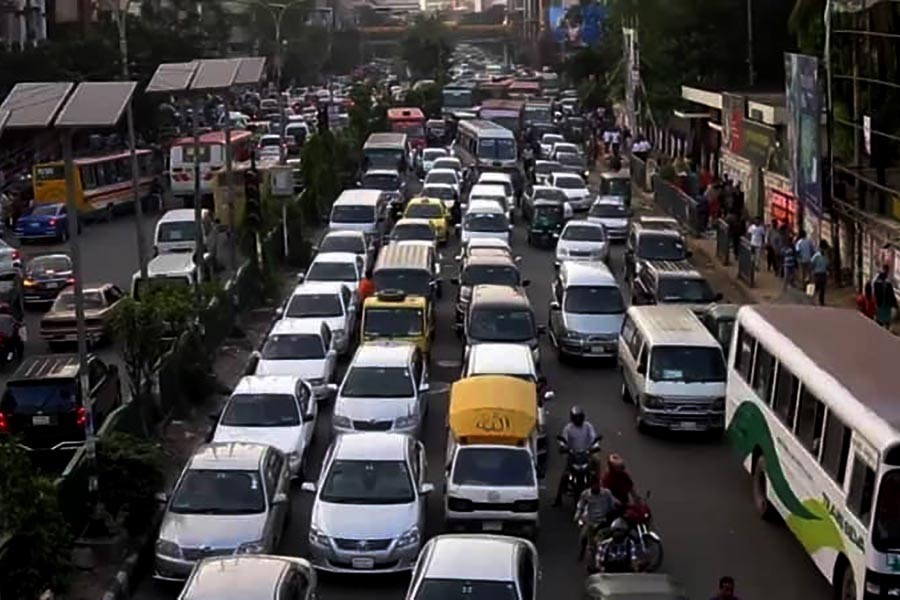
[675,422,700,431]
[30,223,39,228]
[482,521,503,532]
[591,345,606,354]
[351,557,374,569]
[32,415,50,426]
[46,282,60,289]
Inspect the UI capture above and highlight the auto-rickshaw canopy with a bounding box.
[449,376,537,445]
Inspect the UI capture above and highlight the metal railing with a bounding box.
[715,219,730,265]
[737,238,756,287]
[630,155,649,192]
[652,178,704,237]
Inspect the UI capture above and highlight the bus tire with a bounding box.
[751,453,777,521]
[834,556,855,600]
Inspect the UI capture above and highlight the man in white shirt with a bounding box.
[748,219,766,269]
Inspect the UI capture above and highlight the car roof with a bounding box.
[648,260,702,278]
[466,200,504,213]
[563,220,604,231]
[471,184,507,195]
[322,230,365,240]
[334,432,409,461]
[181,556,302,600]
[469,343,533,375]
[592,197,625,206]
[233,375,301,395]
[428,168,458,176]
[478,172,512,182]
[560,261,617,286]
[464,253,517,268]
[364,168,401,177]
[422,183,454,191]
[626,306,720,347]
[158,208,197,223]
[145,252,196,275]
[471,284,530,307]
[395,218,433,227]
[408,197,444,206]
[421,535,522,581]
[466,238,510,249]
[189,442,269,471]
[351,341,416,367]
[291,281,348,295]
[269,318,327,336]
[333,189,382,207]
[552,172,584,180]
[310,252,358,264]
[433,156,460,164]
[423,147,448,154]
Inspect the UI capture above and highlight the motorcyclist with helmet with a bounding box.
[552,405,599,507]
[594,517,640,574]
[574,477,619,561]
[602,453,638,506]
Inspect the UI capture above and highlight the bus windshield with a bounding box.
[477,138,516,161]
[443,89,474,109]
[392,121,424,138]
[874,470,900,551]
[483,116,519,134]
[364,148,404,170]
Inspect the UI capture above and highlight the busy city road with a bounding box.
[134,219,831,600]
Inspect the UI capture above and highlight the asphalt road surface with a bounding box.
[133,218,832,600]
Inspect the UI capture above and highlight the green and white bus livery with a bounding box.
[725,305,900,600]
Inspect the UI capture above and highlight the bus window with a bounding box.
[795,387,825,456]
[183,145,212,163]
[735,327,756,382]
[772,365,799,428]
[751,345,775,404]
[847,456,875,524]
[874,471,900,551]
[819,412,851,485]
[80,166,97,190]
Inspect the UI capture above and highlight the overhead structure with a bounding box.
[145,61,199,94]
[55,82,138,128]
[190,58,242,91]
[235,57,267,87]
[0,81,73,128]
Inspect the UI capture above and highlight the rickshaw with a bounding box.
[362,290,433,356]
[527,199,566,248]
[599,171,632,210]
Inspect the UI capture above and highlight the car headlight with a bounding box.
[562,329,583,342]
[396,527,420,549]
[332,414,352,428]
[156,539,183,559]
[642,394,665,409]
[309,526,330,547]
[236,540,266,554]
[394,414,419,429]
[712,397,726,411]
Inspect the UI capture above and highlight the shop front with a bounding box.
[764,170,798,232]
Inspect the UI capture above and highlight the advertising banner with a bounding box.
[785,53,823,215]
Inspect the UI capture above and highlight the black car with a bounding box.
[0,267,24,321]
[631,260,722,313]
[0,314,24,368]
[0,354,122,453]
[23,254,74,305]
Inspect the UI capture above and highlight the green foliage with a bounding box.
[400,16,454,81]
[97,433,164,535]
[0,442,71,599]
[404,84,444,119]
[790,0,825,55]
[301,132,344,224]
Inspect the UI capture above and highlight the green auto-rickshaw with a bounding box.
[527,199,569,248]
[599,171,632,210]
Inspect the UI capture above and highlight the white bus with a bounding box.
[455,119,517,172]
[726,304,900,600]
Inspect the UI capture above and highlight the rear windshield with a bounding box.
[649,345,726,383]
[320,236,365,254]
[364,307,424,337]
[29,255,72,275]
[1,382,78,414]
[306,261,357,283]
[331,205,375,224]
[221,393,300,427]
[469,308,534,342]
[422,186,455,201]
[462,264,519,287]
[157,221,196,243]
[554,176,584,190]
[373,271,431,297]
[391,224,434,242]
[405,203,443,219]
[453,447,534,487]
[533,188,566,203]
[426,172,457,186]
[658,277,716,303]
[534,162,561,174]
[564,286,624,314]
[286,293,342,318]
[589,203,628,218]
[362,174,401,191]
[260,334,325,360]
[464,212,509,233]
[414,580,518,600]
[637,234,686,261]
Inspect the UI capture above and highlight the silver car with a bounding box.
[277,281,357,356]
[154,443,291,581]
[302,432,433,573]
[555,221,609,265]
[251,319,339,401]
[179,555,317,600]
[549,261,625,358]
[587,197,630,241]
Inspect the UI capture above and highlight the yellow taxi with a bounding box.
[403,197,450,243]
[362,290,434,356]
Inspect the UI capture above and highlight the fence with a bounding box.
[630,155,649,192]
[737,238,756,287]
[652,178,705,237]
[715,219,730,265]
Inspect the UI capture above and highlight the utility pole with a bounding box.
[746,0,755,87]
[191,97,206,271]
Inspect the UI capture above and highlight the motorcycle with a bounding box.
[624,493,664,572]
[556,434,603,505]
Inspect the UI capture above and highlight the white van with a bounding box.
[328,189,386,245]
[618,305,727,433]
[460,200,511,245]
[130,253,201,299]
[154,208,218,265]
[469,183,512,222]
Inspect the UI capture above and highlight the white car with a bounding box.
[278,281,356,355]
[587,197,630,241]
[533,160,561,186]
[432,156,462,174]
[316,230,371,274]
[468,183,511,221]
[424,168,460,196]
[212,376,317,476]
[550,141,582,160]
[421,183,459,209]
[302,252,364,288]
[461,200,511,245]
[252,319,338,400]
[539,133,565,158]
[332,342,430,437]
[390,218,437,248]
[555,220,609,264]
[548,172,591,211]
[421,148,449,174]
[302,432,432,573]
[476,172,515,211]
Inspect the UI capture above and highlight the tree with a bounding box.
[0,442,71,599]
[403,84,443,119]
[400,16,454,81]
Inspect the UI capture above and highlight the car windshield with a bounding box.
[563,225,605,242]
[53,291,105,311]
[406,203,443,219]
[306,261,357,282]
[30,204,61,217]
[169,470,266,514]
[29,255,72,275]
[260,334,325,360]
[157,221,196,243]
[464,212,509,232]
[392,224,434,242]
[462,264,519,287]
[589,203,628,218]
[554,176,584,190]
[320,236,365,254]
[373,271,431,296]
[453,447,535,486]
[331,205,375,224]
[423,186,455,201]
[423,150,447,161]
[364,307,424,337]
[414,580,519,600]
[564,286,624,314]
[535,162,561,174]
[341,366,413,397]
[427,172,456,186]
[433,159,460,171]
[658,277,716,303]
[362,174,400,191]
[649,346,726,383]
[637,234,686,261]
[469,308,534,342]
[557,153,585,168]
[286,293,342,318]
[542,135,564,145]
[1,382,78,413]
[874,470,900,551]
[534,188,566,203]
[477,138,516,161]
[602,178,631,196]
[320,460,415,504]
[221,393,300,427]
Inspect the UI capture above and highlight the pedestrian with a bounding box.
[731,182,745,216]
[856,281,877,320]
[783,241,798,289]
[726,213,742,261]
[810,240,829,306]
[873,264,898,328]
[707,179,721,220]
[765,219,782,274]
[710,575,740,600]
[748,218,765,269]
[795,230,815,284]
[358,266,375,301]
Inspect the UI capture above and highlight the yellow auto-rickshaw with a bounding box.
[362,289,432,356]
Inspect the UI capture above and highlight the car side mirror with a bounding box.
[326,349,337,360]
[273,492,289,504]
[303,411,315,423]
[297,272,305,282]
[154,491,169,504]
[714,292,724,302]
[419,381,430,393]
[274,306,284,317]
[685,249,693,258]
[420,483,435,495]
[312,245,319,252]
[450,277,459,285]
[301,482,317,493]
[326,383,339,394]
[508,224,514,231]
[549,300,561,310]
[514,256,522,263]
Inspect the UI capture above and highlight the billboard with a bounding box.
[549,2,606,47]
[785,53,822,215]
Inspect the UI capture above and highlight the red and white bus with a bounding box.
[168,130,253,201]
[387,107,426,152]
